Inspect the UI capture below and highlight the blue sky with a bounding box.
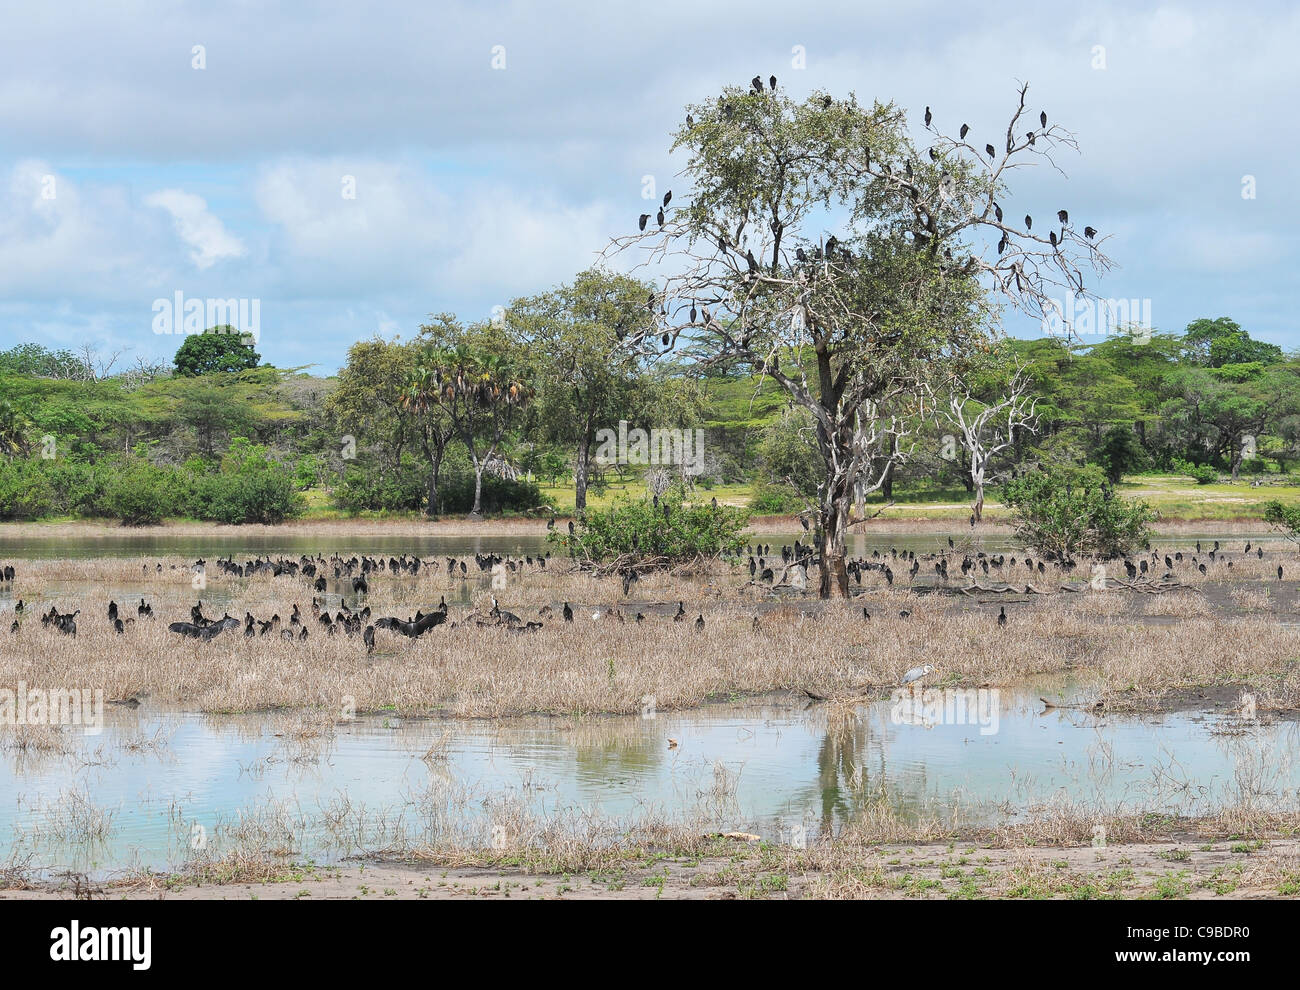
[0,0,1295,374]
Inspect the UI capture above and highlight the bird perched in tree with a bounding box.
[1084,226,1097,239]
[1040,110,1048,128]
[985,143,996,159]
[924,106,931,127]
[769,75,777,91]
[959,123,969,139]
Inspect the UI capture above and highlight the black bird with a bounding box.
[694,614,705,632]
[1279,566,1285,581]
[1040,110,1048,128]
[985,143,996,159]
[769,75,777,90]
[663,190,671,207]
[997,606,1006,627]
[108,601,118,621]
[751,75,763,92]
[568,520,575,535]
[796,246,807,263]
[674,601,686,621]
[1084,226,1097,239]
[959,123,969,139]
[899,609,911,619]
[656,208,664,227]
[363,625,375,653]
[638,213,649,231]
[635,613,645,623]
[948,536,954,548]
[924,106,931,127]
[746,249,759,272]
[563,602,573,623]
[863,608,871,621]
[1024,214,1032,230]
[1057,209,1068,224]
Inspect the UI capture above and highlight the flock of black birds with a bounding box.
[2,538,1294,645]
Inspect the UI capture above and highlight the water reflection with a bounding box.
[3,687,1297,877]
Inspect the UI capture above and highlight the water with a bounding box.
[0,527,1282,566]
[4,688,1296,877]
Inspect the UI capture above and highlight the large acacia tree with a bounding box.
[608,81,1113,597]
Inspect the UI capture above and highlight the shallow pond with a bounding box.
[3,686,1295,878]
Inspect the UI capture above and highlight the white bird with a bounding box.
[591,611,602,622]
[900,663,935,685]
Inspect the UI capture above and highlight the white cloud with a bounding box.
[143,189,246,269]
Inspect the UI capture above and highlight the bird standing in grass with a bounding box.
[997,606,1006,627]
[694,614,704,632]
[900,663,934,685]
[562,602,573,623]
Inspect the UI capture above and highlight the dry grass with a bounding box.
[4,551,1300,717]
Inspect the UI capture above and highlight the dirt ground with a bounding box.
[5,837,1299,900]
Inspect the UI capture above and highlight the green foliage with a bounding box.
[1263,500,1300,546]
[1172,458,1218,484]
[1001,467,1154,560]
[187,438,303,524]
[0,459,57,520]
[1096,426,1149,484]
[173,327,261,376]
[552,489,749,565]
[103,458,182,526]
[748,481,805,514]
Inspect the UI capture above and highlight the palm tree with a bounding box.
[0,400,33,458]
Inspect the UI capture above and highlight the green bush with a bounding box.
[1263,500,1300,547]
[103,459,184,525]
[553,488,749,565]
[1001,467,1153,560]
[1172,458,1217,485]
[0,458,56,519]
[438,473,544,515]
[187,438,303,524]
[748,481,806,515]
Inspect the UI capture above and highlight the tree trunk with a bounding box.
[425,448,443,517]
[574,433,590,511]
[817,496,852,599]
[1231,439,1242,482]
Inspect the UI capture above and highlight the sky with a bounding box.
[0,0,1295,375]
